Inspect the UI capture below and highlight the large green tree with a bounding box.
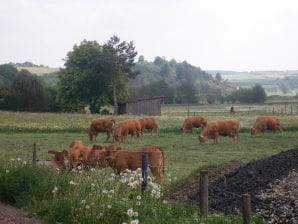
[102,36,138,115]
[57,40,110,113]
[58,36,138,114]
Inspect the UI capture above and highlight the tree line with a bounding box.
[0,36,267,113]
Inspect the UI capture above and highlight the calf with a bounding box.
[199,119,240,144]
[251,116,282,136]
[180,116,208,134]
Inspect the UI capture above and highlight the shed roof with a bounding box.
[118,96,166,104]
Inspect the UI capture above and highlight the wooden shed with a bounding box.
[118,96,165,115]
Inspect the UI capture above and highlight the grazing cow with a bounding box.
[113,119,142,143]
[139,117,159,137]
[104,146,165,182]
[251,116,282,137]
[180,116,208,134]
[199,119,240,144]
[88,117,116,142]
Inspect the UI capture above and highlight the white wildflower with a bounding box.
[136,195,141,200]
[5,170,9,173]
[136,201,141,206]
[85,205,90,210]
[163,200,168,204]
[81,200,86,204]
[107,205,112,209]
[130,219,139,224]
[127,208,134,217]
[17,158,21,161]
[52,186,58,193]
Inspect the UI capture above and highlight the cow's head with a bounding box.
[198,134,206,143]
[250,128,256,137]
[180,127,185,134]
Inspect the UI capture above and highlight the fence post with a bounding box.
[200,170,208,217]
[272,106,275,114]
[291,105,293,114]
[32,142,37,165]
[284,104,287,114]
[242,193,251,224]
[141,153,148,193]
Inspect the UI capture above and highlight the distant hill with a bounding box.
[207,70,298,95]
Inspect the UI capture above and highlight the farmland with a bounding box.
[0,104,298,223]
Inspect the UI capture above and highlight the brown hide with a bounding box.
[180,116,208,133]
[85,145,122,167]
[64,140,92,168]
[109,146,165,182]
[139,117,159,136]
[88,117,115,141]
[251,116,282,136]
[113,119,141,142]
[199,119,240,144]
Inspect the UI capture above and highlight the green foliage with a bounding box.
[2,69,51,111]
[130,58,234,104]
[227,84,266,103]
[102,35,139,114]
[57,40,109,113]
[57,36,138,114]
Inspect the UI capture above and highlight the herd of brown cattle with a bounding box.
[40,115,282,180]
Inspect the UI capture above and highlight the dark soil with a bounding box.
[169,148,298,223]
[0,202,41,224]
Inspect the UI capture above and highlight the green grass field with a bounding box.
[0,106,297,223]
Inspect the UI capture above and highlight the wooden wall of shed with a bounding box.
[118,98,162,115]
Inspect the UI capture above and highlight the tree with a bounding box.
[215,72,222,83]
[57,40,110,113]
[175,82,199,104]
[251,84,266,103]
[138,55,145,62]
[102,36,138,115]
[3,69,50,111]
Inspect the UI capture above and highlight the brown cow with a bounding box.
[84,145,122,167]
[251,116,282,137]
[139,117,159,137]
[180,116,208,134]
[105,146,165,182]
[113,119,142,143]
[88,117,115,142]
[64,140,92,168]
[199,119,240,144]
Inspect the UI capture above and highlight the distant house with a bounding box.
[118,96,166,116]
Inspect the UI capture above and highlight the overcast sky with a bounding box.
[1,0,298,71]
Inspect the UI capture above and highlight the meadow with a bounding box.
[0,104,298,223]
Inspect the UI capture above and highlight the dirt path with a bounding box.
[0,202,41,224]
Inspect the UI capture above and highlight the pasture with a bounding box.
[0,105,298,223]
